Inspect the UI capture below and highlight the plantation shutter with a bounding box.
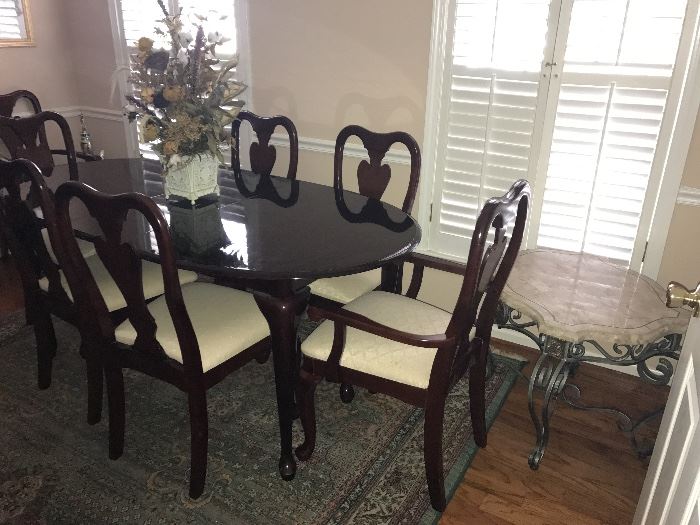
[428,0,554,258]
[0,0,24,39]
[537,0,689,262]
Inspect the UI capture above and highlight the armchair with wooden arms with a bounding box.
[296,179,530,511]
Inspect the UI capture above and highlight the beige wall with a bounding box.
[658,107,700,287]
[247,0,431,143]
[0,0,77,109]
[3,0,700,289]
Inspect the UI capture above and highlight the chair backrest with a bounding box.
[447,180,531,364]
[334,125,421,214]
[53,181,203,374]
[0,158,70,308]
[231,110,299,180]
[0,90,43,118]
[0,111,78,179]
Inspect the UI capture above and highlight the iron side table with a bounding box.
[495,248,691,469]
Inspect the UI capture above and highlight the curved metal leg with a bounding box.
[527,338,573,470]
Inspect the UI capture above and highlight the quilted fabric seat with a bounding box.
[114,282,270,373]
[309,268,381,304]
[38,254,198,312]
[302,290,452,388]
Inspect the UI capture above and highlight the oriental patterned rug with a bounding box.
[0,311,522,525]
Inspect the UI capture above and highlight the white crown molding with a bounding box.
[268,134,411,165]
[677,185,700,207]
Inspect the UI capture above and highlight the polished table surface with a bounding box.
[51,157,420,481]
[53,158,421,282]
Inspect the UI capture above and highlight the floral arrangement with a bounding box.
[124,0,246,172]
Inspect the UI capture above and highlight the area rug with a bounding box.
[0,311,523,524]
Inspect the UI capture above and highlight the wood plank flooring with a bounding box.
[0,257,664,524]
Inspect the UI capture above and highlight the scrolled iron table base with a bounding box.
[495,302,682,470]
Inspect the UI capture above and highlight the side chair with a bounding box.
[0,158,197,425]
[308,125,421,310]
[231,110,299,179]
[296,179,531,511]
[0,93,98,259]
[53,180,274,499]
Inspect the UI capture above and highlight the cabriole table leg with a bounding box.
[255,284,310,481]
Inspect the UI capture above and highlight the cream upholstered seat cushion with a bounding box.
[309,268,382,304]
[41,228,96,263]
[301,291,453,389]
[38,254,198,312]
[114,282,270,373]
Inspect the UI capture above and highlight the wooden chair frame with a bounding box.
[231,110,299,179]
[298,180,531,511]
[0,158,115,424]
[308,125,422,315]
[53,181,271,499]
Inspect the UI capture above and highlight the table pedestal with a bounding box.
[495,302,683,469]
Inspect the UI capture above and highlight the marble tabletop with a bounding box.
[501,248,691,345]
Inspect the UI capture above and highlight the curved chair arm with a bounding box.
[322,305,456,349]
[405,252,467,299]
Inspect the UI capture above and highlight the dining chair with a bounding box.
[53,180,273,499]
[0,92,102,172]
[0,158,198,425]
[308,125,421,311]
[296,179,530,511]
[231,110,299,179]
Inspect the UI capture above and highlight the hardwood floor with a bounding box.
[0,257,663,524]
[441,341,665,525]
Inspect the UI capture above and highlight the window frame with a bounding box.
[419,0,700,280]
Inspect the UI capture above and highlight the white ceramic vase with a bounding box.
[163,153,220,204]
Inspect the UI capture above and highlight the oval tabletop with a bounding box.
[52,158,421,280]
[500,248,691,345]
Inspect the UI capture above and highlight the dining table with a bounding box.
[50,157,422,481]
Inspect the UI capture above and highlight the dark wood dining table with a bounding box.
[51,158,421,480]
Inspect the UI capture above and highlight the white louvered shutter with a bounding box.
[428,0,555,258]
[0,0,25,39]
[536,0,688,263]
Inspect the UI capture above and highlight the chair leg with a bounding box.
[0,230,8,260]
[33,309,56,390]
[295,368,319,461]
[339,383,355,403]
[256,347,271,364]
[470,352,487,448]
[85,353,104,425]
[187,389,208,499]
[105,365,125,460]
[424,402,447,512]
